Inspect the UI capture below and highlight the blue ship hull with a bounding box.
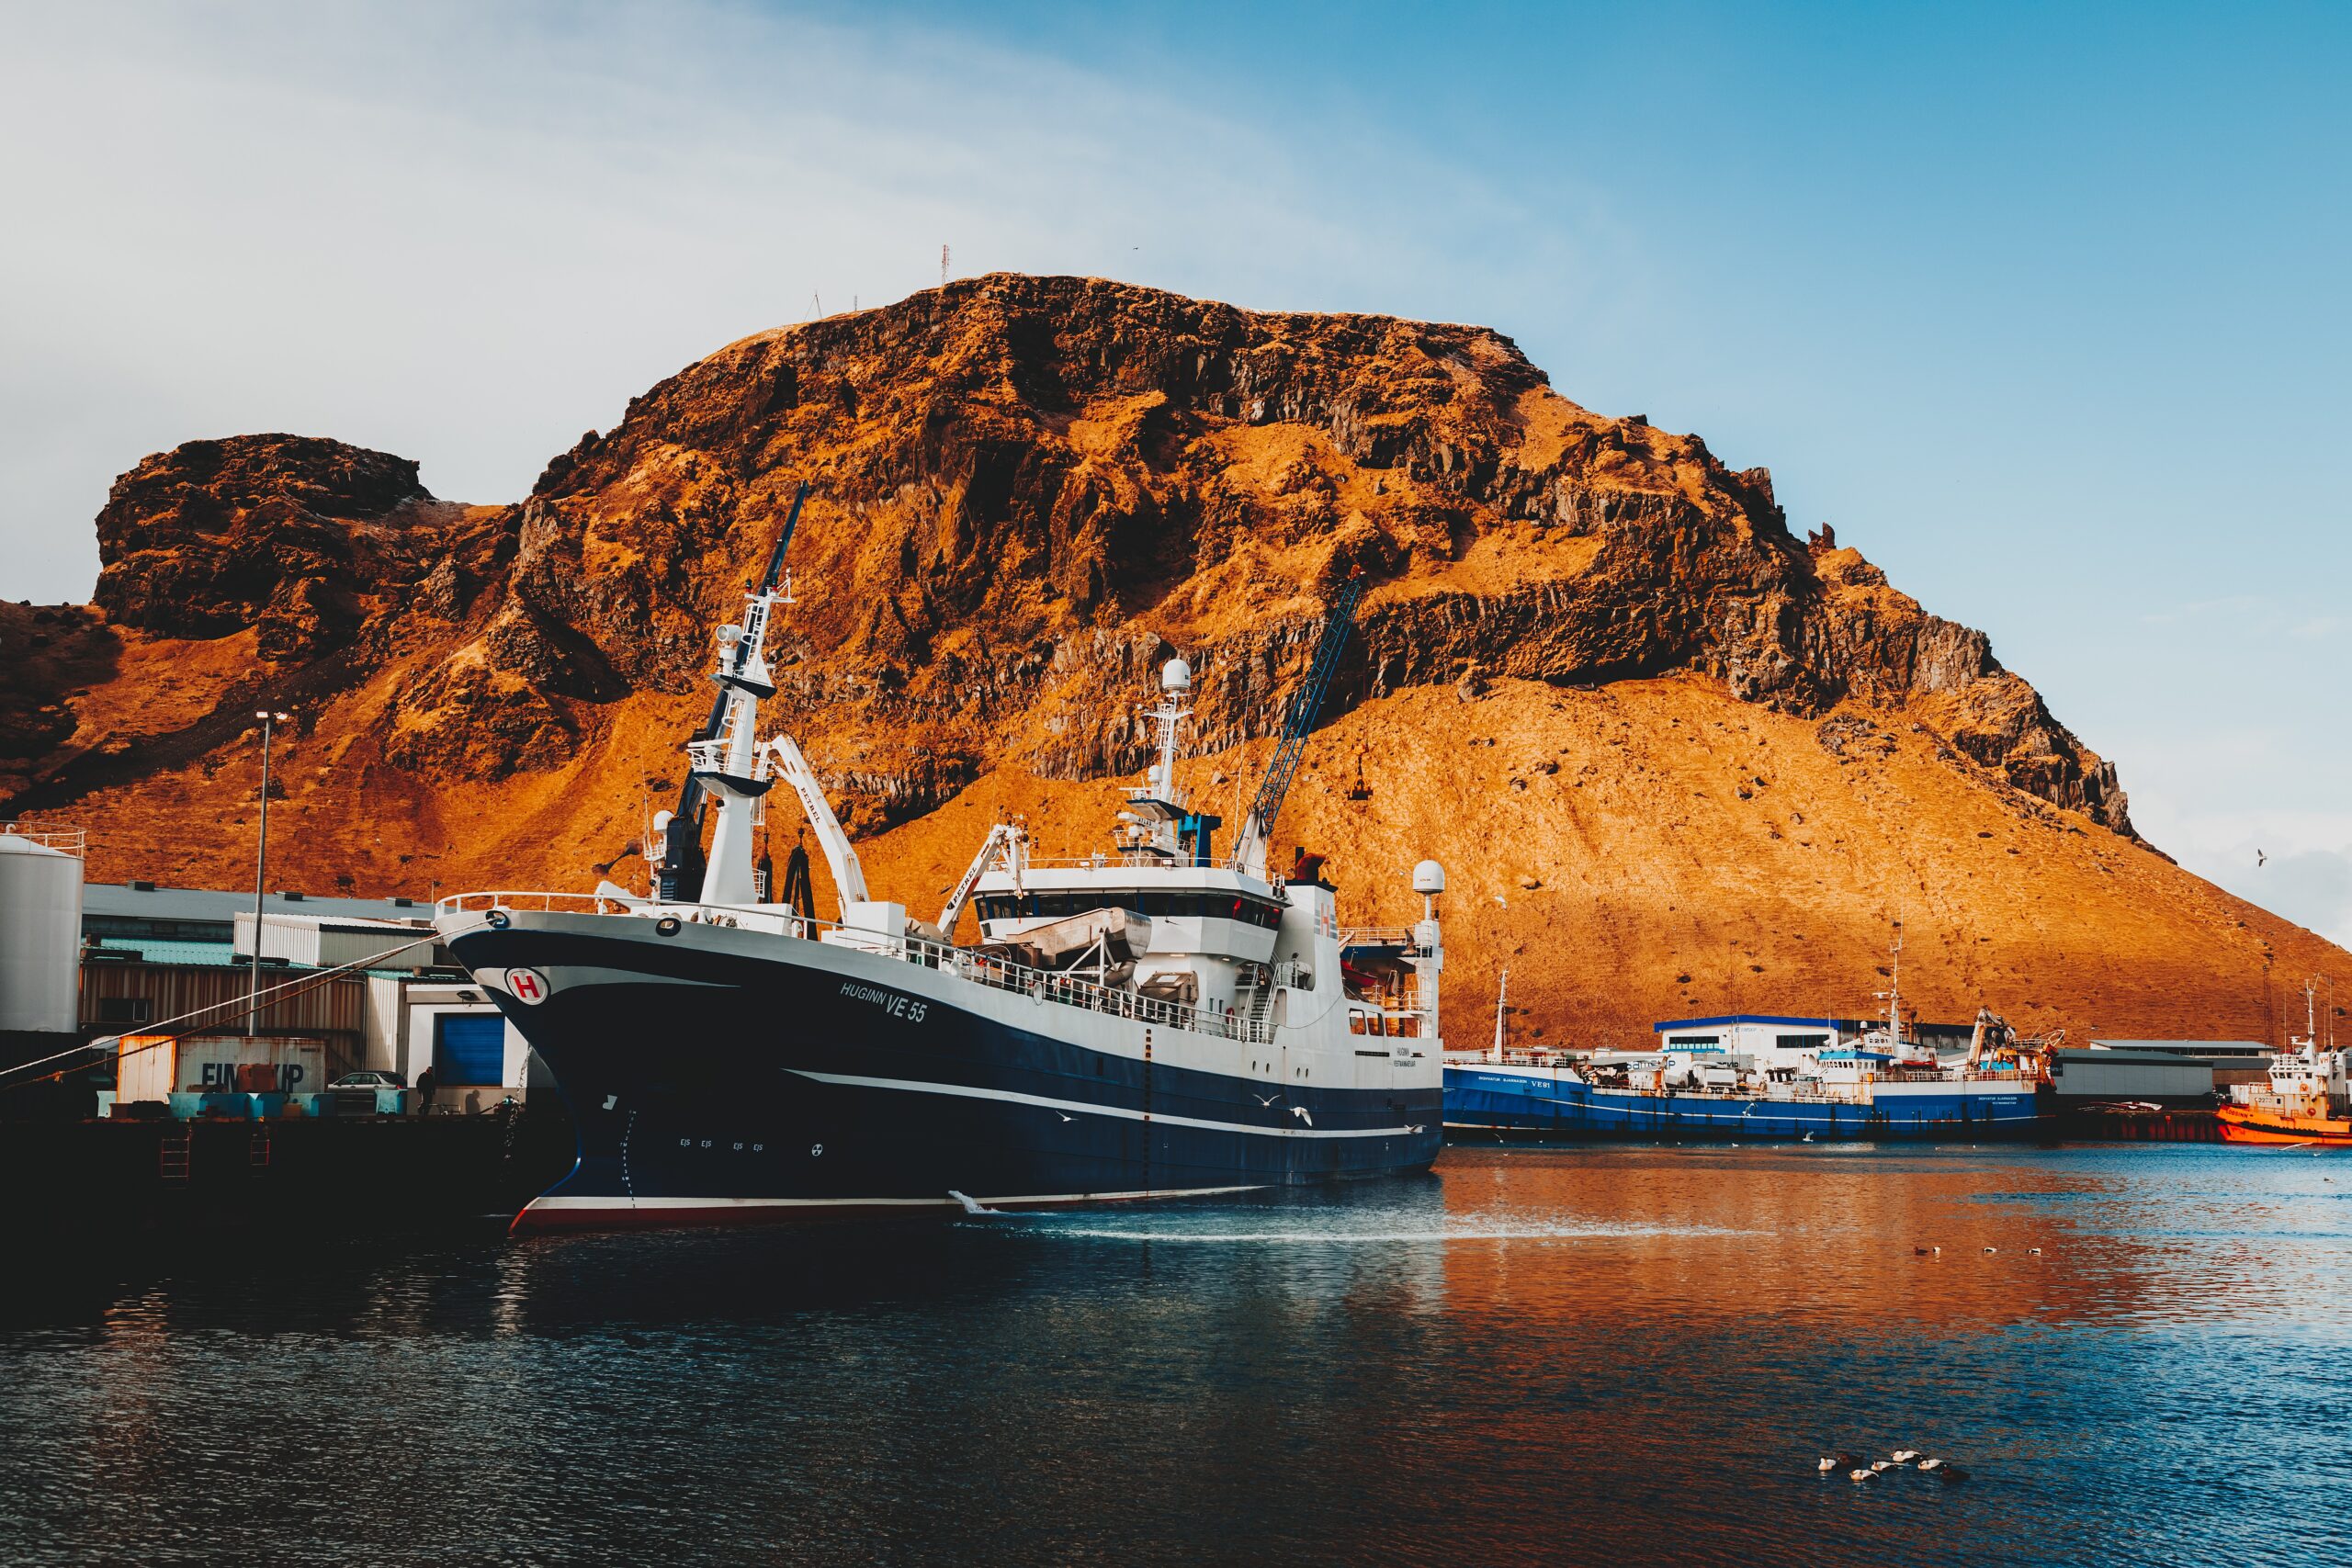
[448,919,1442,1229]
[1444,1064,2046,1143]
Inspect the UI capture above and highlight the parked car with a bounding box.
[329,1070,407,1089]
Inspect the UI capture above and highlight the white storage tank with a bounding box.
[0,826,85,1034]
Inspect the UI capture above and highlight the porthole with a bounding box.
[654,916,683,937]
[485,908,511,931]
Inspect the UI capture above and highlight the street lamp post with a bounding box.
[247,710,291,1038]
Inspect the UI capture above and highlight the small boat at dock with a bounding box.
[2216,983,2351,1145]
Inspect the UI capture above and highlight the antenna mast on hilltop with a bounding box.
[941,244,949,288]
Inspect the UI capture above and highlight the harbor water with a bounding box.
[3,1145,2348,1565]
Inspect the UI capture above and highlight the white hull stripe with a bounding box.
[786,1068,1421,1139]
[525,1186,1268,1212]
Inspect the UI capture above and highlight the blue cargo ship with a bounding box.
[1445,976,2047,1142]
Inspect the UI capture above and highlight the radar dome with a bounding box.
[1160,657,1193,694]
[1412,860,1445,895]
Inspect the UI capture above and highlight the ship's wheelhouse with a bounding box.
[973,888,1285,931]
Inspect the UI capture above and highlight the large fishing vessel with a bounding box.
[2217,983,2351,1145]
[1444,950,2047,1142]
[435,489,1446,1228]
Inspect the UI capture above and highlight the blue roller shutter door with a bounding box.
[434,1013,508,1086]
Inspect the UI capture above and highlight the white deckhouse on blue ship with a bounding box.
[435,490,1447,1229]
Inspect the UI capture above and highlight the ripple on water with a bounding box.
[1,1145,2347,1567]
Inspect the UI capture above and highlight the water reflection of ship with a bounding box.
[2217,978,2352,1145]
[1445,941,2049,1142]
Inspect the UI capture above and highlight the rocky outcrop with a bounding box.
[16,274,2129,842]
[94,436,431,643]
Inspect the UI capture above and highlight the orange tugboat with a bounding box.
[2216,982,2351,1146]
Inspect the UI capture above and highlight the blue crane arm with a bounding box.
[1241,576,1363,860]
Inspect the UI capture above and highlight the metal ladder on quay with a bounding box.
[157,1124,191,1185]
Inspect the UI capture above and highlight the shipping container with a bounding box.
[117,1034,327,1101]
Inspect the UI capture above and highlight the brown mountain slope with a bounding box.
[1,274,2338,1043]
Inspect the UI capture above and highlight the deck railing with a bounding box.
[1445,1047,2033,1092]
[1,823,85,857]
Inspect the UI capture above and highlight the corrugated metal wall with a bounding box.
[81,961,368,1077]
[2049,1052,2214,1101]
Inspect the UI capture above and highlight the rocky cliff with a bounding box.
[3,275,2335,1043]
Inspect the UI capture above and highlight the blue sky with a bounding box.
[2,1,2346,938]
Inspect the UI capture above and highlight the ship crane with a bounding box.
[938,819,1027,939]
[752,733,869,918]
[1231,577,1364,879]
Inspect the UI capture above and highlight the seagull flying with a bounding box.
[1254,1093,1281,1107]
[2258,849,2267,866]
[1291,1106,1314,1126]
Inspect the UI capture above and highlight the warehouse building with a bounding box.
[73,877,546,1113]
[2045,1039,2274,1109]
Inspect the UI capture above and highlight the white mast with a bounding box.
[1873,926,1903,1047]
[1120,658,1192,860]
[1493,966,1509,1055]
[690,581,786,907]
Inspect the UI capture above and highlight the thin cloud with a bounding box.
[0,1,1626,604]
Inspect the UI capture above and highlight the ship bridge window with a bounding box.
[976,891,1283,929]
[1774,1034,1830,1051]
